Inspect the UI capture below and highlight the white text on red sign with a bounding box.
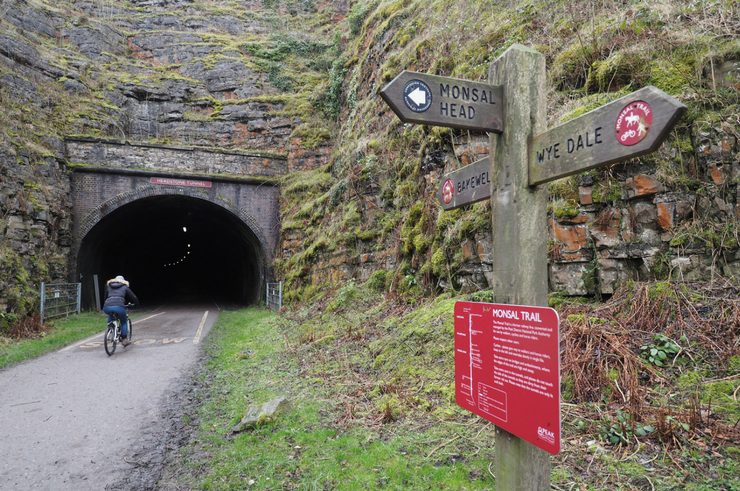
[150,177,212,188]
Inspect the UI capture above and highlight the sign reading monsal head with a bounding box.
[380,71,504,133]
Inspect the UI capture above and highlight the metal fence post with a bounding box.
[39,282,82,322]
[94,274,101,311]
[76,283,82,315]
[40,282,46,323]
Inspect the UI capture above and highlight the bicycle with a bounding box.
[104,303,134,356]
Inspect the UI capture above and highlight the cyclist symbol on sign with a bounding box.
[442,179,455,204]
[615,101,653,146]
[403,80,432,113]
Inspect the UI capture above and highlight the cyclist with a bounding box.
[103,275,140,346]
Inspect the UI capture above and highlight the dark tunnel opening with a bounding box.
[77,195,264,309]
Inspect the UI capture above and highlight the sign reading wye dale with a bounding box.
[380,71,503,133]
[529,86,686,186]
[436,157,491,210]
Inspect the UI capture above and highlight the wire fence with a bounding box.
[266,281,282,311]
[40,283,81,323]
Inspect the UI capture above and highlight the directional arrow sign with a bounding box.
[408,87,427,106]
[380,71,504,133]
[529,86,686,186]
[436,157,491,210]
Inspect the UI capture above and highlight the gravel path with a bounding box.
[0,304,218,490]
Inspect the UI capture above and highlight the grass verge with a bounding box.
[163,281,740,490]
[0,312,107,370]
[0,310,153,370]
[162,306,498,490]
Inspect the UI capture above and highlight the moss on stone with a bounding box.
[549,198,580,219]
[289,123,331,148]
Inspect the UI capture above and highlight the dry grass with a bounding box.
[4,313,50,339]
[560,280,740,447]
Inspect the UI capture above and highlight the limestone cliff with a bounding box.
[0,0,339,324]
[2,0,740,324]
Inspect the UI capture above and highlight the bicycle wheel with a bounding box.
[104,322,117,356]
[126,319,133,344]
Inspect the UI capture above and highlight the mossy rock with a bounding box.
[585,50,649,93]
[549,198,580,219]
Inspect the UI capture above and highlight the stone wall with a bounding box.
[283,129,740,298]
[66,138,289,178]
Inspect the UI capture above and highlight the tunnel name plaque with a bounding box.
[151,177,212,188]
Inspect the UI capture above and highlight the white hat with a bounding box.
[115,275,125,281]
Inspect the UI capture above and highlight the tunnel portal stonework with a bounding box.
[68,137,282,292]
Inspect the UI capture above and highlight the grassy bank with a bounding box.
[0,312,106,370]
[162,282,740,490]
[162,306,498,490]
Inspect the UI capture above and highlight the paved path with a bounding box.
[0,304,218,490]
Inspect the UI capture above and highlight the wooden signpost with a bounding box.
[381,44,686,491]
[529,86,687,186]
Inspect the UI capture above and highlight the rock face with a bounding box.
[0,0,331,319]
[2,0,740,320]
[285,127,740,298]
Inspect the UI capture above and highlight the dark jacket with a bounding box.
[103,279,140,308]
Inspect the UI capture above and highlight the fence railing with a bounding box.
[40,283,81,323]
[266,281,282,311]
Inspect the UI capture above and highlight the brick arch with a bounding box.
[76,184,270,261]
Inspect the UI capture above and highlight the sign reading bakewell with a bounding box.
[454,301,560,455]
[150,177,212,188]
[436,157,491,210]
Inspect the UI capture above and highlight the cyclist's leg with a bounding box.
[120,310,129,337]
[103,305,127,333]
[102,306,117,323]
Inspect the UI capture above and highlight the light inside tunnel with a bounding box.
[77,195,264,309]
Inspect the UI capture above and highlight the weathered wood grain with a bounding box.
[380,70,504,132]
[489,43,552,491]
[529,86,686,186]
[435,157,491,210]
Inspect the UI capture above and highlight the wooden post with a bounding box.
[488,44,551,490]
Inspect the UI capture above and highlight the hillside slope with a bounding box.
[0,0,338,329]
[278,0,740,306]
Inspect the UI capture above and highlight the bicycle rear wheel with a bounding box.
[104,322,117,356]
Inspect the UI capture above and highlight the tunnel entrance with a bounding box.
[77,194,265,309]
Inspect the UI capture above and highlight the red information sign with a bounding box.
[150,177,212,188]
[454,301,560,454]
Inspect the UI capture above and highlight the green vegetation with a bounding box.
[640,333,686,367]
[0,312,105,370]
[166,305,498,490]
[598,409,655,445]
[163,278,740,490]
